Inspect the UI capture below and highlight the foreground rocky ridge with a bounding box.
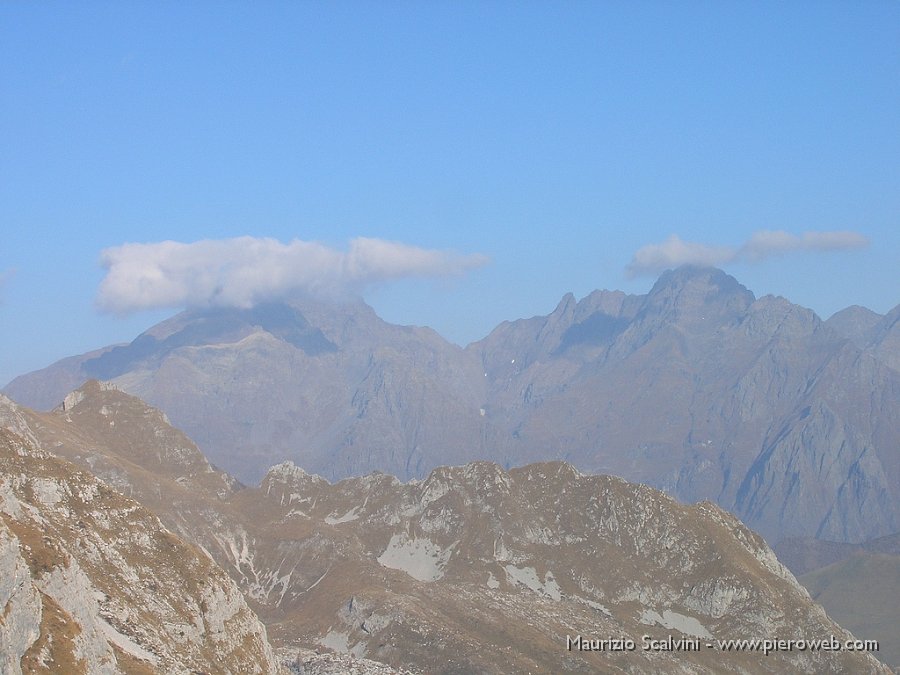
[5,267,899,548]
[0,386,890,673]
[248,460,887,673]
[0,426,280,675]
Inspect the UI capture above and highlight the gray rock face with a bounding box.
[4,268,899,545]
[0,428,281,675]
[0,523,42,675]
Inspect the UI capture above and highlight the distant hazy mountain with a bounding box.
[5,267,899,545]
[773,531,900,669]
[825,305,885,349]
[6,298,487,486]
[775,531,900,577]
[1,385,889,674]
[470,267,900,545]
[869,305,900,372]
[800,551,900,670]
[827,303,900,372]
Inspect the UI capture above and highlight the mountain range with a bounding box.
[7,266,898,548]
[1,384,890,673]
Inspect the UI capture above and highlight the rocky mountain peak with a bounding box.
[82,302,338,382]
[58,379,120,411]
[261,460,330,495]
[651,264,749,293]
[826,305,884,348]
[642,265,755,323]
[41,379,241,501]
[741,294,823,341]
[550,291,576,318]
[0,394,40,450]
[869,303,900,372]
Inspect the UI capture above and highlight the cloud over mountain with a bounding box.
[740,230,869,260]
[626,230,869,277]
[96,236,489,314]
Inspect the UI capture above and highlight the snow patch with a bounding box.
[639,609,712,639]
[319,629,367,657]
[325,505,361,525]
[99,618,159,666]
[376,534,452,582]
[504,565,561,600]
[320,630,350,653]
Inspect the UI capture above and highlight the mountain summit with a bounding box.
[643,265,756,320]
[5,267,899,545]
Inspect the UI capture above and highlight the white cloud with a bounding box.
[625,235,734,278]
[97,236,489,314]
[740,230,869,261]
[626,230,869,277]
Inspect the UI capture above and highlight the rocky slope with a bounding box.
[0,427,280,674]
[1,387,890,673]
[5,268,899,547]
[237,459,890,674]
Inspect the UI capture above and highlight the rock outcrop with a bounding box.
[0,427,280,675]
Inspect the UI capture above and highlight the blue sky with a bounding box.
[2,2,898,387]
